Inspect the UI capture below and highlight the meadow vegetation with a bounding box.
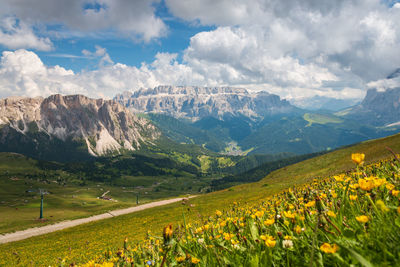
[83,154,400,266]
[1,133,400,265]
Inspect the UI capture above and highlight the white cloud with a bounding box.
[0,49,358,103]
[81,45,113,66]
[1,0,400,104]
[166,0,400,87]
[0,16,53,51]
[0,50,83,98]
[367,77,400,92]
[0,0,167,42]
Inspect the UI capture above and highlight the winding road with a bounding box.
[0,196,194,244]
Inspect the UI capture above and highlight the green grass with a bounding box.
[303,113,344,126]
[198,155,212,173]
[0,151,215,234]
[2,133,400,265]
[91,157,400,266]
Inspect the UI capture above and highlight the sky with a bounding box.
[0,0,400,108]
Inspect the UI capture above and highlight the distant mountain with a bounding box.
[239,113,398,155]
[114,85,400,156]
[290,96,359,111]
[0,94,159,161]
[338,87,400,126]
[115,86,300,121]
[387,68,400,79]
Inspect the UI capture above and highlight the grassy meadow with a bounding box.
[0,153,212,234]
[1,133,400,265]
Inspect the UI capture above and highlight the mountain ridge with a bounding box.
[115,85,300,121]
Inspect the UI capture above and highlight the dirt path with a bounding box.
[0,196,195,244]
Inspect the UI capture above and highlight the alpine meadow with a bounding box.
[1,0,400,266]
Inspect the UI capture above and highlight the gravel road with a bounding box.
[0,196,194,244]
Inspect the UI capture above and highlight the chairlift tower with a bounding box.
[39,189,44,219]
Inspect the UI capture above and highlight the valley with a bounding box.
[1,86,400,265]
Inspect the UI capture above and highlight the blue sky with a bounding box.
[0,0,399,109]
[32,1,214,72]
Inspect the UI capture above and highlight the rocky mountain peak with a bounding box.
[0,94,160,159]
[115,85,297,121]
[342,87,400,126]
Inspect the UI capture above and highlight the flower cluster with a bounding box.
[81,154,400,266]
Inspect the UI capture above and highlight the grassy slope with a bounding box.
[0,152,209,234]
[1,133,400,265]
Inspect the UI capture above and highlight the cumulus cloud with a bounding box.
[0,50,84,98]
[0,50,195,99]
[165,0,400,99]
[0,16,53,51]
[1,0,400,104]
[0,0,166,42]
[0,49,362,103]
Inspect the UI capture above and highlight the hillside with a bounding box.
[1,133,400,265]
[239,114,399,155]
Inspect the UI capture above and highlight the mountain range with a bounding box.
[116,85,400,155]
[114,86,300,121]
[1,84,399,162]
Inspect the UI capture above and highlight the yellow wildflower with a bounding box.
[349,195,358,201]
[349,183,360,190]
[351,153,365,165]
[261,235,276,248]
[283,210,296,219]
[215,210,222,217]
[356,215,369,223]
[327,211,336,218]
[333,174,344,182]
[191,257,200,264]
[392,190,400,197]
[373,178,386,187]
[223,233,234,241]
[386,183,395,191]
[263,218,275,226]
[176,256,185,263]
[305,201,315,208]
[294,225,302,234]
[255,210,264,218]
[231,239,239,245]
[358,179,374,191]
[320,243,339,253]
[163,224,173,242]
